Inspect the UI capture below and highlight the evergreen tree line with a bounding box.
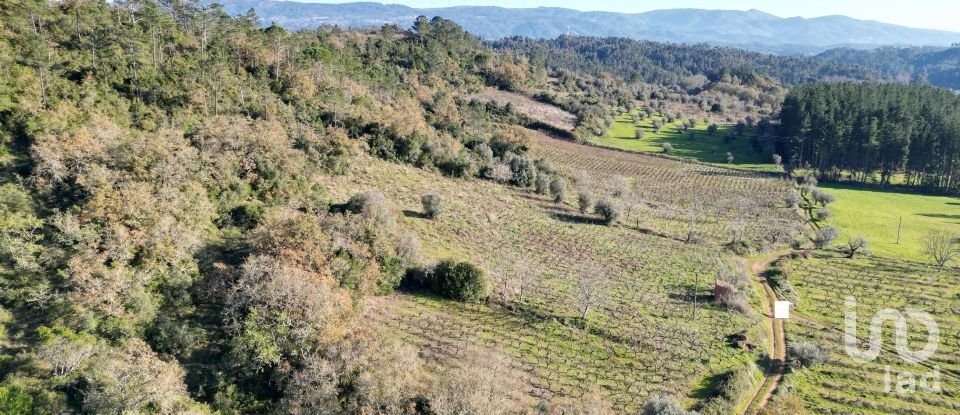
[777,82,960,192]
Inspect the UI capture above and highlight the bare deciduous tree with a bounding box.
[924,231,958,272]
[610,175,630,198]
[514,259,540,303]
[577,267,610,320]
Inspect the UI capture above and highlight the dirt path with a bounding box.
[739,251,791,415]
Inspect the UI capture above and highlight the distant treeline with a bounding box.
[491,35,880,87]
[778,83,960,192]
[816,46,960,90]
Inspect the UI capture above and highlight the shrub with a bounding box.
[487,162,512,183]
[714,280,751,315]
[534,158,555,175]
[641,396,696,415]
[549,177,567,203]
[635,129,645,139]
[594,197,622,225]
[662,142,674,153]
[813,226,839,249]
[0,386,33,415]
[431,260,487,302]
[347,190,396,231]
[509,156,537,187]
[578,190,594,214]
[535,175,551,195]
[789,342,829,368]
[420,193,444,219]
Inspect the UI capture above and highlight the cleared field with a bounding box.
[469,89,578,131]
[593,110,780,173]
[783,251,960,414]
[819,183,960,262]
[319,154,762,411]
[531,134,800,250]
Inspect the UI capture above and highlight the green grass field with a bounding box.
[819,183,960,262]
[592,110,781,173]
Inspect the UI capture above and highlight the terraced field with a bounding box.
[531,134,800,250]
[319,154,765,410]
[783,252,960,414]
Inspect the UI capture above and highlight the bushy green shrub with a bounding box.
[789,341,829,368]
[431,260,487,302]
[509,156,537,187]
[594,197,622,225]
[420,193,444,219]
[0,386,33,415]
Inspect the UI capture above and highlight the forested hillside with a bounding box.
[816,46,960,90]
[777,83,960,192]
[492,36,880,86]
[0,1,569,412]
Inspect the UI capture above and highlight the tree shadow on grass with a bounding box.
[548,211,603,225]
[401,209,429,219]
[917,213,960,223]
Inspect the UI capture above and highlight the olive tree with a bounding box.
[846,236,868,258]
[813,226,839,249]
[549,177,567,203]
[578,190,594,214]
[594,197,622,225]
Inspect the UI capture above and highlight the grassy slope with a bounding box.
[319,154,761,411]
[820,183,960,261]
[593,110,781,173]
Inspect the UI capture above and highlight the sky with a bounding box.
[296,0,960,32]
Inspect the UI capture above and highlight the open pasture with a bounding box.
[819,183,960,262]
[319,155,763,410]
[593,110,778,172]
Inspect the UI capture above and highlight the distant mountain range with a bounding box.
[211,1,960,54]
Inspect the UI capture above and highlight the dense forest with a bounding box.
[0,0,589,413]
[491,36,881,87]
[777,83,960,191]
[816,46,960,90]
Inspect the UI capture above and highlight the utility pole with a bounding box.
[896,216,902,244]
